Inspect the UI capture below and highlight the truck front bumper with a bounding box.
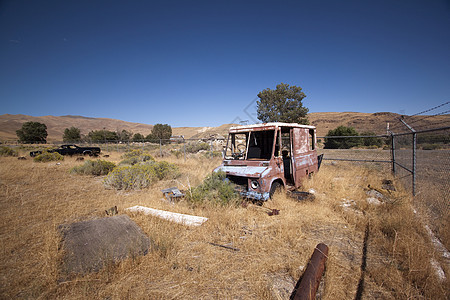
[240,190,270,201]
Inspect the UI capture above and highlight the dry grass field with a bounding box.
[0,149,448,299]
[320,147,450,252]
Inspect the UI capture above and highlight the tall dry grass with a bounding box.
[0,152,448,299]
[303,162,449,299]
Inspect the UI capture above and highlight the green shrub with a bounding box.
[202,151,222,158]
[186,171,239,207]
[120,149,155,165]
[103,161,179,190]
[70,160,116,176]
[170,149,183,158]
[121,149,148,159]
[324,126,361,149]
[0,146,18,157]
[151,161,178,180]
[360,131,384,148]
[186,142,210,153]
[33,151,64,162]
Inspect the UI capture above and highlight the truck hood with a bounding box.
[214,165,268,178]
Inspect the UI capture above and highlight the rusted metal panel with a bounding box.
[292,243,329,300]
[215,165,268,177]
[291,128,318,188]
[161,187,185,202]
[293,127,309,154]
[230,122,315,132]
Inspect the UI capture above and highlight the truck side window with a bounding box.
[309,129,315,150]
[281,132,290,157]
[248,130,274,160]
[274,130,280,157]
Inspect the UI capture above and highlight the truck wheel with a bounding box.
[269,182,283,199]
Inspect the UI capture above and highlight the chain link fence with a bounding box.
[395,127,450,250]
[320,128,449,250]
[317,135,392,174]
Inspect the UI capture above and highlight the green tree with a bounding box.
[256,83,309,124]
[132,133,145,142]
[145,133,155,143]
[360,131,383,148]
[16,121,48,143]
[150,124,172,144]
[87,130,118,143]
[324,126,361,149]
[117,130,133,142]
[63,127,81,142]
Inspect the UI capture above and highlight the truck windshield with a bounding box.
[224,132,248,160]
[224,130,275,160]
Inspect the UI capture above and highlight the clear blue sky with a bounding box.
[1,0,449,127]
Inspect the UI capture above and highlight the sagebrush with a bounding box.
[185,142,210,153]
[0,146,18,157]
[70,160,116,176]
[33,151,64,162]
[103,161,178,190]
[186,171,240,207]
[119,149,155,165]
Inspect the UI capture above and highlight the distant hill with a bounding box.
[308,112,449,136]
[0,112,448,142]
[0,114,154,142]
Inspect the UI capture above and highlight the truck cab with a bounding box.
[214,122,322,202]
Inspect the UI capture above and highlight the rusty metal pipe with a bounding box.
[292,243,329,300]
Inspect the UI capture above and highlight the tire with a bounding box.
[269,181,283,199]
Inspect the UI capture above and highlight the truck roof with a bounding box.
[229,122,316,132]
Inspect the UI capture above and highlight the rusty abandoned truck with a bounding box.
[214,122,323,202]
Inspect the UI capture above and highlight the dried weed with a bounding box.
[0,156,447,299]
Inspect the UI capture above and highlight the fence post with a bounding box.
[210,140,213,159]
[399,118,417,196]
[391,134,396,174]
[412,132,417,196]
[183,139,186,161]
[159,139,162,157]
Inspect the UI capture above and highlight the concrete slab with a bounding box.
[126,205,208,226]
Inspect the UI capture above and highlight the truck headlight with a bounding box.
[251,180,259,189]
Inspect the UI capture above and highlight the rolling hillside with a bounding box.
[0,114,154,142]
[1,112,448,142]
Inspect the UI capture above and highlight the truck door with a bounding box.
[291,127,311,187]
[279,128,294,185]
[273,128,283,177]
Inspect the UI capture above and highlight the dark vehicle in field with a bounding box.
[214,122,322,202]
[30,144,101,157]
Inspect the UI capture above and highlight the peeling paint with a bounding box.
[215,165,267,177]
